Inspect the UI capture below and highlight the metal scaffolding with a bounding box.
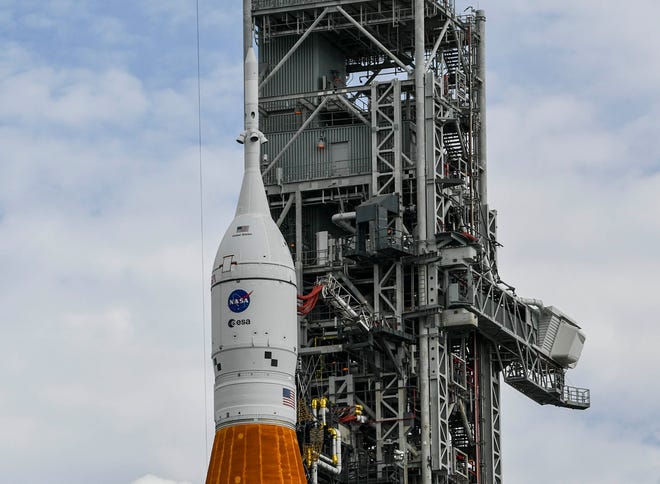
[253,1,590,482]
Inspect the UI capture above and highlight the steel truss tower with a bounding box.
[250,1,590,482]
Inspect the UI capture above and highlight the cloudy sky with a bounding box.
[1,1,658,483]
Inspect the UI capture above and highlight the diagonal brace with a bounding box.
[336,6,412,74]
[334,94,370,126]
[425,19,451,72]
[261,96,330,177]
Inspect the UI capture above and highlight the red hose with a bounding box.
[297,285,324,315]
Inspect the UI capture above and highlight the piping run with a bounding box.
[309,399,342,480]
[331,212,356,234]
[519,297,544,308]
[318,428,342,475]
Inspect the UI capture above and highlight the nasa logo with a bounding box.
[228,318,251,328]
[228,289,252,313]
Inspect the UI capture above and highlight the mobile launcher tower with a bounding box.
[245,1,589,482]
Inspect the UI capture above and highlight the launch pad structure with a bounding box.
[248,1,590,482]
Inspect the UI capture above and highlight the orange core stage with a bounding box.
[205,423,306,484]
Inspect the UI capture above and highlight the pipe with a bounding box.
[317,428,342,474]
[320,397,328,427]
[311,398,319,420]
[331,212,356,234]
[519,297,544,308]
[311,461,318,484]
[317,459,339,474]
[519,297,545,315]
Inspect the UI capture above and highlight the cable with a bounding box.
[195,0,210,461]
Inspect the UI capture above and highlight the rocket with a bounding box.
[204,45,306,484]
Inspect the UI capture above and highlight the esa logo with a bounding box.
[228,289,252,313]
[228,318,251,328]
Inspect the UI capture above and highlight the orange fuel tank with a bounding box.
[205,423,306,484]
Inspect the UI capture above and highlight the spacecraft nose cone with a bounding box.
[235,167,270,217]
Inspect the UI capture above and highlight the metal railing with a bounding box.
[562,386,591,407]
[255,0,456,10]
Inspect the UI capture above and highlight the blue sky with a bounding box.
[1,1,659,483]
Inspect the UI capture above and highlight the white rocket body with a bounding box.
[210,48,298,430]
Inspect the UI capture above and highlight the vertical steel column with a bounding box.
[428,325,450,475]
[414,2,432,483]
[475,10,487,209]
[295,190,303,287]
[394,79,403,198]
[418,322,432,483]
[370,82,379,197]
[424,72,437,239]
[375,354,385,479]
[415,0,427,242]
[478,338,502,484]
[398,367,409,484]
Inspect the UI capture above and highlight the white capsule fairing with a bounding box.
[210,47,298,430]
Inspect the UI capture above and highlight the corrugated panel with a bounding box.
[262,113,301,133]
[263,124,371,184]
[259,34,345,99]
[402,120,413,161]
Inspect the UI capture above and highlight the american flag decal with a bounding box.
[282,388,295,409]
[236,225,249,233]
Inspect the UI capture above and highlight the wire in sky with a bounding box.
[195,0,210,463]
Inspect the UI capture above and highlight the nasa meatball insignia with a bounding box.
[227,289,252,313]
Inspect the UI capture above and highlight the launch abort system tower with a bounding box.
[252,1,590,482]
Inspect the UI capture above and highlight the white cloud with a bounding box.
[0,65,148,127]
[132,475,192,484]
[62,308,134,343]
[502,388,660,484]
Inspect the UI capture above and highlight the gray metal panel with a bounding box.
[262,113,309,133]
[260,34,345,99]
[263,125,370,184]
